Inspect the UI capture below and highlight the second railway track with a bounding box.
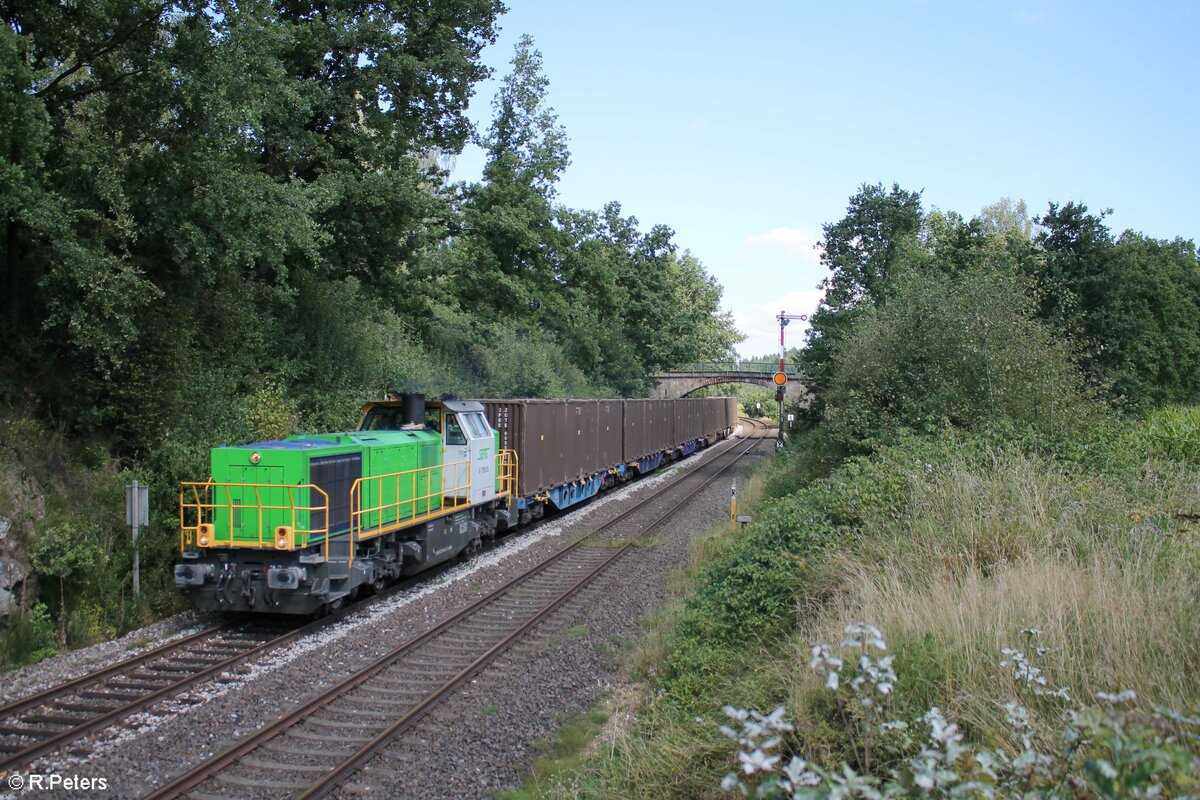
[144,420,770,800]
[0,619,305,772]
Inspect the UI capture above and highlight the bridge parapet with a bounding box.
[648,367,810,404]
[665,361,780,374]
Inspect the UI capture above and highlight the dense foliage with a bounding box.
[501,187,1200,798]
[1,6,738,445]
[800,185,1200,426]
[0,6,738,660]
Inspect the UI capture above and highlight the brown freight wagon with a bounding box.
[673,398,692,445]
[673,397,732,447]
[481,396,736,511]
[622,398,676,461]
[479,399,623,497]
[703,396,728,441]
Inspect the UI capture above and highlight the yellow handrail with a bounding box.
[498,448,518,499]
[348,459,472,560]
[179,481,330,553]
[179,448,521,562]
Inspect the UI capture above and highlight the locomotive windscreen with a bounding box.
[310,453,362,536]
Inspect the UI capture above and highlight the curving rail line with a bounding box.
[144,420,770,800]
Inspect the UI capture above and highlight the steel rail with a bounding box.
[141,540,618,800]
[300,422,770,798]
[2,420,766,778]
[0,622,314,771]
[0,568,433,771]
[0,622,235,723]
[300,422,768,796]
[593,417,767,535]
[142,419,769,800]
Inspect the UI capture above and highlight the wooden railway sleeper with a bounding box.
[287,728,375,744]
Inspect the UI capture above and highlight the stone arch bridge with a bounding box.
[649,361,810,404]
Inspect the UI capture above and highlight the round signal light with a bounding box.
[250,452,261,464]
[772,372,787,386]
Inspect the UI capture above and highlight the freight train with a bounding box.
[174,395,738,614]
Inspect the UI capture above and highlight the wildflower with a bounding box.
[1096,689,1137,705]
[1000,648,1048,688]
[763,705,793,733]
[782,756,820,788]
[923,706,968,766]
[810,642,844,670]
[842,622,887,651]
[723,705,750,722]
[810,642,844,691]
[739,748,780,774]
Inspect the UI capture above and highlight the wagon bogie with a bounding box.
[176,394,736,614]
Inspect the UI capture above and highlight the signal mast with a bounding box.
[774,310,808,447]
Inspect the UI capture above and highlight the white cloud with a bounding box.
[744,227,823,265]
[732,289,825,359]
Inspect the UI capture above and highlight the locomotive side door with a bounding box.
[441,405,495,506]
[442,412,471,501]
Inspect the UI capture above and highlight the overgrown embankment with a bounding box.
[0,412,186,667]
[1,7,743,667]
[502,189,1200,798]
[508,413,1199,799]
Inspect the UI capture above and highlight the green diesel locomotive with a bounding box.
[175,399,513,614]
[175,395,736,614]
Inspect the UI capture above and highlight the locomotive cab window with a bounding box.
[471,412,491,436]
[444,413,467,446]
[461,412,486,439]
[361,406,403,431]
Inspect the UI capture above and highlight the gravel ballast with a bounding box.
[5,430,768,799]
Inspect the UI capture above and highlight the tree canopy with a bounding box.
[799,185,1200,441]
[0,9,740,457]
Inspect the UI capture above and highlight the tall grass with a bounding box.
[502,418,1200,798]
[791,447,1199,743]
[1134,404,1200,463]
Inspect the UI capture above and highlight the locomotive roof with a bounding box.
[442,399,485,413]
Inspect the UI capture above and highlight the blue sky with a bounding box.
[451,1,1199,358]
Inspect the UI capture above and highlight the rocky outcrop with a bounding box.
[0,451,43,618]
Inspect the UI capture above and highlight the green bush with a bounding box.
[0,603,58,668]
[1134,404,1200,464]
[822,265,1094,455]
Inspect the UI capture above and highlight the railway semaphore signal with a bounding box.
[774,310,808,447]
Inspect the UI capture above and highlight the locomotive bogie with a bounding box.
[176,396,738,614]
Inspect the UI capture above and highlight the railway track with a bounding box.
[144,421,768,800]
[0,620,304,771]
[0,560,465,771]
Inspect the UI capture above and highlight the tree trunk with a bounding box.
[57,576,67,649]
[5,217,20,335]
